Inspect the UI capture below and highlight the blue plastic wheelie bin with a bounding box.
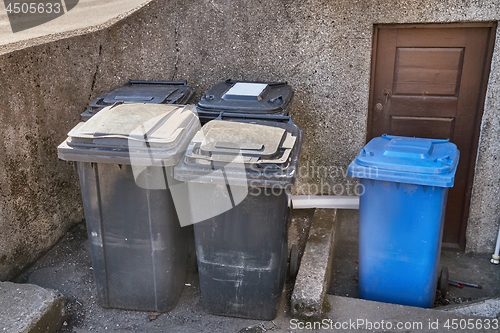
[348,134,459,308]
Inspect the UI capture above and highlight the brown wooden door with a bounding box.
[367,23,496,248]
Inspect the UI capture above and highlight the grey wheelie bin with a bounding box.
[173,114,303,320]
[81,80,194,121]
[196,79,294,124]
[58,103,200,312]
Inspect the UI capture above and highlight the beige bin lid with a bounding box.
[185,120,296,164]
[58,103,200,166]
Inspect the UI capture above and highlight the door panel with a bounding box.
[368,23,496,248]
[394,48,464,96]
[389,97,458,117]
[389,116,455,139]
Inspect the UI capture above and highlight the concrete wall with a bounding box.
[1,0,499,279]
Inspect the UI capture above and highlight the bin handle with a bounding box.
[224,79,287,87]
[89,97,105,106]
[381,133,450,144]
[128,80,188,86]
[214,112,293,124]
[109,101,124,109]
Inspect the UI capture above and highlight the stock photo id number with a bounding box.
[3,0,79,32]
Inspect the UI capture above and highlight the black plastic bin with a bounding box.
[58,103,200,312]
[196,79,294,124]
[174,114,303,320]
[81,80,194,121]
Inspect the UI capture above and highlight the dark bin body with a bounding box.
[59,104,200,312]
[174,117,303,320]
[78,162,188,311]
[194,190,289,320]
[348,134,459,308]
[81,80,194,121]
[196,80,294,124]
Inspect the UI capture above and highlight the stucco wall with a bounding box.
[1,0,499,279]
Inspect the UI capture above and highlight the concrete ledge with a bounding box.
[291,208,337,318]
[0,282,66,333]
[439,297,500,318]
[0,0,153,53]
[320,294,492,333]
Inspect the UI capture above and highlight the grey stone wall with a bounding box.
[1,0,499,279]
[466,28,500,254]
[0,36,99,280]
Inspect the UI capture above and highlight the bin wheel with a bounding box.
[289,244,299,278]
[438,266,449,298]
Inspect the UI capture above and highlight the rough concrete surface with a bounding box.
[1,0,500,279]
[330,210,500,306]
[0,281,66,333]
[466,25,500,253]
[329,208,500,330]
[13,214,500,333]
[13,212,308,332]
[0,1,153,51]
[441,298,500,318]
[324,294,497,333]
[291,209,337,318]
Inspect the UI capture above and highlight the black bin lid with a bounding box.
[196,80,294,115]
[81,80,194,121]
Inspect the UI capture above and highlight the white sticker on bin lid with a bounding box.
[222,82,268,100]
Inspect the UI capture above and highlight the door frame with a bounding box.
[366,22,497,249]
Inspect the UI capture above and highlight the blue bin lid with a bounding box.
[348,134,460,187]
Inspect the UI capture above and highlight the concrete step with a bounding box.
[291,208,337,318]
[0,282,66,333]
[287,207,500,332]
[316,294,497,333]
[439,297,500,318]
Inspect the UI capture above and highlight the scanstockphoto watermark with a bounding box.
[295,160,379,183]
[246,161,379,197]
[126,109,378,225]
[3,1,80,33]
[294,161,379,196]
[289,318,500,331]
[248,179,365,197]
[297,161,353,180]
[290,318,424,331]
